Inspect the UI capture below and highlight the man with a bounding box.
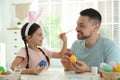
[61,8,120,73]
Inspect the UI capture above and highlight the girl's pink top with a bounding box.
[17,47,53,68]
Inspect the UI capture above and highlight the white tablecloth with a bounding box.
[20,68,100,80]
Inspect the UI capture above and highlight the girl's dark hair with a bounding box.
[21,23,50,68]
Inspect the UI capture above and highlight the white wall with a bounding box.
[1,0,11,30]
[0,1,2,28]
[0,43,6,70]
[0,0,3,42]
[0,0,31,29]
[0,0,31,42]
[0,0,11,42]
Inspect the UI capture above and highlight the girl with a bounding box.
[10,23,67,75]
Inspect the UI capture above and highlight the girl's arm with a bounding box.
[11,56,45,75]
[10,56,24,70]
[21,67,44,75]
[52,32,67,58]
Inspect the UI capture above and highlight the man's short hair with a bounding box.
[80,8,102,24]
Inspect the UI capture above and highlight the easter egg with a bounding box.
[114,64,120,72]
[0,70,2,75]
[39,60,46,67]
[108,61,116,68]
[103,64,113,72]
[117,78,120,80]
[100,63,107,69]
[70,55,77,63]
[0,66,5,73]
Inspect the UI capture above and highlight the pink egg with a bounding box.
[108,61,117,68]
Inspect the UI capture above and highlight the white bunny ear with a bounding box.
[25,7,44,36]
[29,11,34,22]
[34,7,44,22]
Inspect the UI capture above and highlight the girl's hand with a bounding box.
[59,32,67,42]
[32,67,44,75]
[21,66,45,75]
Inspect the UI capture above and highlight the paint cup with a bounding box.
[91,67,98,75]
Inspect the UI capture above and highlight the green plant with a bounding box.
[17,22,22,25]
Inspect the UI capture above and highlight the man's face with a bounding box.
[76,16,97,40]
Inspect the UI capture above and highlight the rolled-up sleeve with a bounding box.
[42,48,53,58]
[17,47,26,59]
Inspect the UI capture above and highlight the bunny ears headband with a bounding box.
[25,8,44,36]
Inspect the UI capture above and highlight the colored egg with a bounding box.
[100,63,107,69]
[117,78,120,80]
[114,64,120,72]
[39,60,46,67]
[70,55,77,63]
[103,64,113,72]
[108,61,117,68]
[0,66,5,73]
[0,70,2,75]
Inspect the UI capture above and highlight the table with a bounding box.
[20,68,101,80]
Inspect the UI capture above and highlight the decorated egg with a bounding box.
[70,55,77,63]
[108,61,117,68]
[0,70,2,75]
[114,64,120,72]
[100,63,107,69]
[0,66,5,73]
[103,64,113,72]
[39,60,46,67]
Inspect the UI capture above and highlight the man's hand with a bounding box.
[61,49,72,71]
[71,60,91,73]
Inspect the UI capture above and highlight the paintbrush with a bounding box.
[66,29,73,34]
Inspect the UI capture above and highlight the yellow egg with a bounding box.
[70,55,77,63]
[0,70,2,75]
[114,64,120,72]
